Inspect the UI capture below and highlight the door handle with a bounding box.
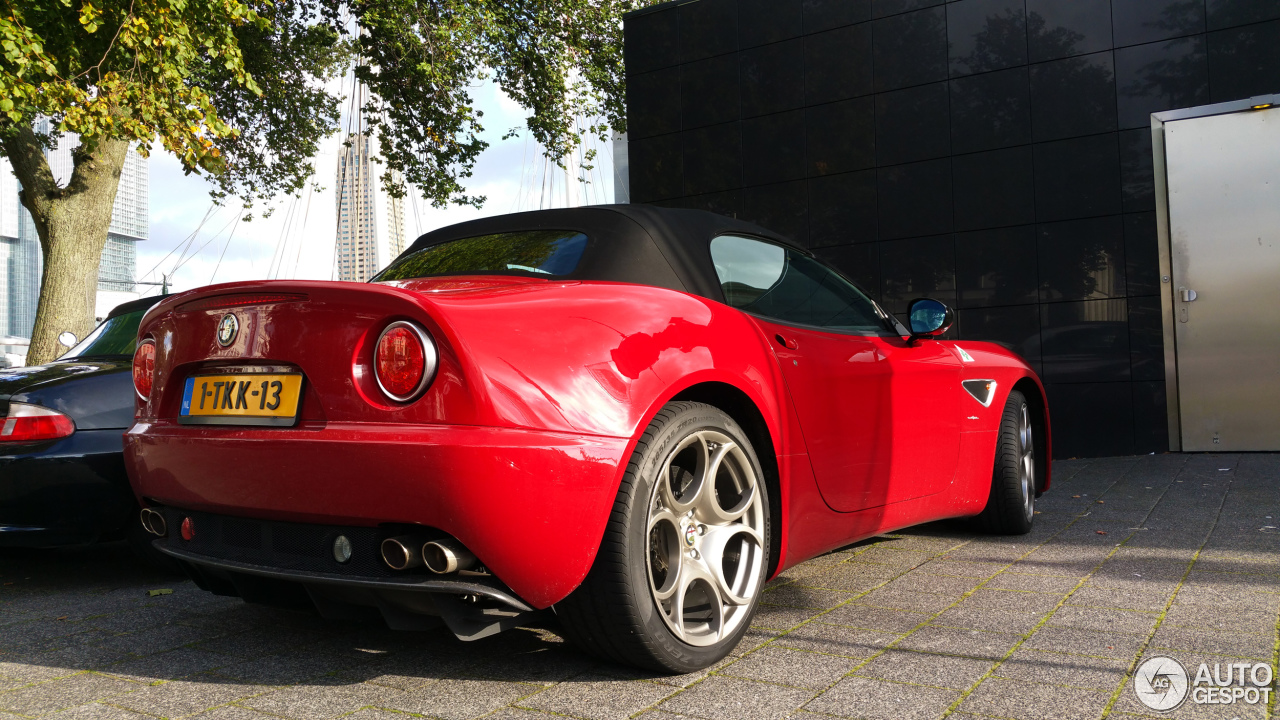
[1179,288,1197,302]
[774,334,798,350]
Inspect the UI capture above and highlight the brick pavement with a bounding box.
[1,453,1277,719]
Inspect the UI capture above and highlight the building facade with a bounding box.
[41,119,148,293]
[387,169,407,261]
[622,0,1280,458]
[335,133,382,281]
[0,121,148,341]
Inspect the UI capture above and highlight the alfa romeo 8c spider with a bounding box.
[125,206,1050,672]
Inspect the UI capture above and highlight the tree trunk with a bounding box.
[2,127,130,366]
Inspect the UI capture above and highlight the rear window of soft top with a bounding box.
[373,229,588,281]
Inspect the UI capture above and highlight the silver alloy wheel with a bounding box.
[1018,402,1035,523]
[646,429,766,647]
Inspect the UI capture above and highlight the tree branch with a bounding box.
[0,124,60,215]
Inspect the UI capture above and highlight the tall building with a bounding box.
[335,133,380,281]
[335,134,408,277]
[386,169,406,261]
[0,120,147,340]
[42,120,148,293]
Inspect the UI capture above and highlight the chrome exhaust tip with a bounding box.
[140,508,166,537]
[423,538,476,574]
[381,536,425,570]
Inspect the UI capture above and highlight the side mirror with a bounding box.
[58,332,78,348]
[906,298,954,344]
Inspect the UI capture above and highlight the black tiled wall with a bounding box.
[624,0,1280,458]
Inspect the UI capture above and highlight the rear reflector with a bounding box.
[133,339,156,400]
[177,293,308,313]
[0,403,75,443]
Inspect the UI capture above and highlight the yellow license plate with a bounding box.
[179,374,304,426]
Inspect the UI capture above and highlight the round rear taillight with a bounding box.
[133,339,156,401]
[374,321,437,402]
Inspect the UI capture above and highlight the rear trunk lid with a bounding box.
[0,360,133,429]
[136,280,487,428]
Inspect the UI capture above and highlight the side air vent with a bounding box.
[962,379,997,408]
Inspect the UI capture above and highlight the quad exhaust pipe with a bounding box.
[140,508,166,537]
[423,538,476,574]
[380,534,477,574]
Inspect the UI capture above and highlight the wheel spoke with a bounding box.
[695,443,757,524]
[671,560,725,638]
[700,524,761,605]
[653,553,686,602]
[648,508,681,535]
[660,434,709,515]
[700,571,726,634]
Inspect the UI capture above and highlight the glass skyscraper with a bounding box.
[335,132,406,280]
[0,121,148,339]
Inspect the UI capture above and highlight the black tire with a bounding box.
[556,401,771,673]
[978,389,1036,535]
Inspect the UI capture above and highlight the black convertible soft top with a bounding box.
[386,205,802,304]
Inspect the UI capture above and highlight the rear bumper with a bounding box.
[144,507,545,639]
[0,429,135,547]
[124,421,630,608]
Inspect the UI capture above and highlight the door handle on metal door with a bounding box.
[1178,288,1197,322]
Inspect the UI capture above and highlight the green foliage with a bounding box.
[0,0,266,173]
[352,0,643,208]
[0,0,655,211]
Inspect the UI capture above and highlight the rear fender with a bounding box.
[421,281,789,447]
[425,281,795,584]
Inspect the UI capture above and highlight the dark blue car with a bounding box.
[0,295,164,551]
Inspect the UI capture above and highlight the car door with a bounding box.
[710,235,960,513]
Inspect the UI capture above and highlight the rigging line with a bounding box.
[513,130,530,212]
[282,190,307,279]
[170,208,239,274]
[540,155,549,210]
[171,208,241,275]
[171,204,233,272]
[594,133,607,205]
[264,198,290,281]
[275,193,299,280]
[139,202,214,281]
[333,64,362,282]
[170,209,230,279]
[266,195,298,280]
[277,193,303,279]
[207,209,243,285]
[522,137,536,211]
[289,181,314,279]
[409,187,422,240]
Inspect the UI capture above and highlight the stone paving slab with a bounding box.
[1,454,1277,719]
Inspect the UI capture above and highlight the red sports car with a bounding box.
[125,206,1050,672]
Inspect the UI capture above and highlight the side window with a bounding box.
[710,235,889,334]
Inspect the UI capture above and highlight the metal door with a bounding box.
[1160,103,1280,451]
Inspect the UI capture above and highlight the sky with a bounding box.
[136,80,620,296]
